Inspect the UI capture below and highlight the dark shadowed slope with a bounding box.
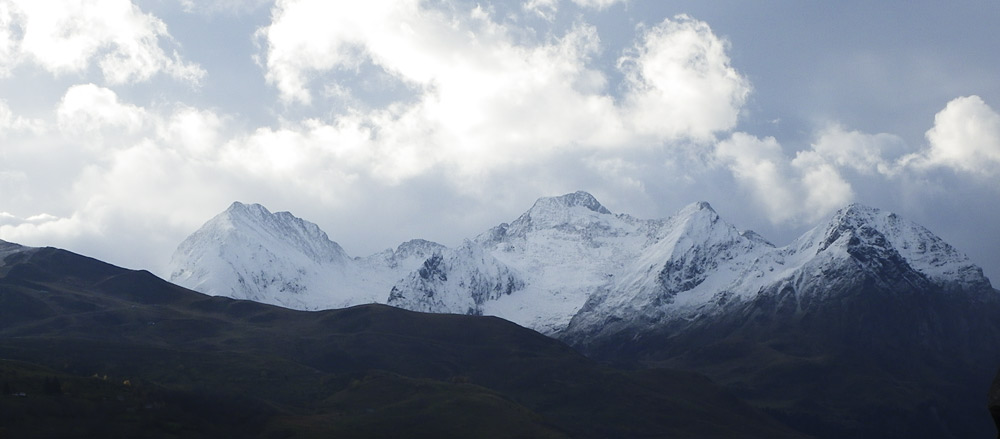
[0,243,805,438]
[991,369,1000,439]
[566,207,1000,439]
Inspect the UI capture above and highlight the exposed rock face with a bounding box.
[387,241,524,315]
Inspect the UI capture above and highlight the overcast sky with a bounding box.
[0,0,998,283]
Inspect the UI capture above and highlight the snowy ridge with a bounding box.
[812,204,989,291]
[387,241,524,315]
[367,239,448,270]
[566,202,993,338]
[169,193,994,337]
[168,202,443,310]
[567,202,770,333]
[469,192,666,333]
[393,196,994,336]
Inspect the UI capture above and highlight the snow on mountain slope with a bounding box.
[807,204,990,292]
[168,202,443,309]
[478,192,668,333]
[389,192,775,334]
[366,239,448,271]
[567,202,770,332]
[388,191,666,334]
[564,202,995,339]
[169,193,993,339]
[387,240,524,315]
[741,203,991,305]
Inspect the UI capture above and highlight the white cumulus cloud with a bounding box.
[715,133,798,222]
[56,83,148,148]
[0,0,203,84]
[619,15,750,143]
[905,95,1000,177]
[714,96,1000,225]
[790,150,855,219]
[808,124,906,176]
[716,132,853,224]
[257,3,749,182]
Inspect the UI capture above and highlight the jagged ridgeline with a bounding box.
[170,192,993,336]
[167,192,1000,438]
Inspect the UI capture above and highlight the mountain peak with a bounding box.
[217,202,330,242]
[531,191,612,215]
[668,201,723,231]
[396,238,443,252]
[170,201,355,306]
[693,201,715,211]
[490,191,616,236]
[816,204,900,253]
[226,200,251,211]
[835,203,882,221]
[677,201,717,216]
[808,203,991,291]
[224,201,273,220]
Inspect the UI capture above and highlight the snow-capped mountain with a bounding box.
[168,202,444,310]
[561,201,771,337]
[162,194,1000,439]
[170,193,994,338]
[553,202,1000,439]
[563,202,994,342]
[466,191,668,333]
[388,192,994,338]
[805,204,990,292]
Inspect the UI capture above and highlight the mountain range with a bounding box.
[170,191,992,338]
[168,191,1000,438]
[0,239,802,438]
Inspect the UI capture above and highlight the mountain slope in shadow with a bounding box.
[0,244,804,438]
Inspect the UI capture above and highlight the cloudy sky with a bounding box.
[0,0,998,282]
